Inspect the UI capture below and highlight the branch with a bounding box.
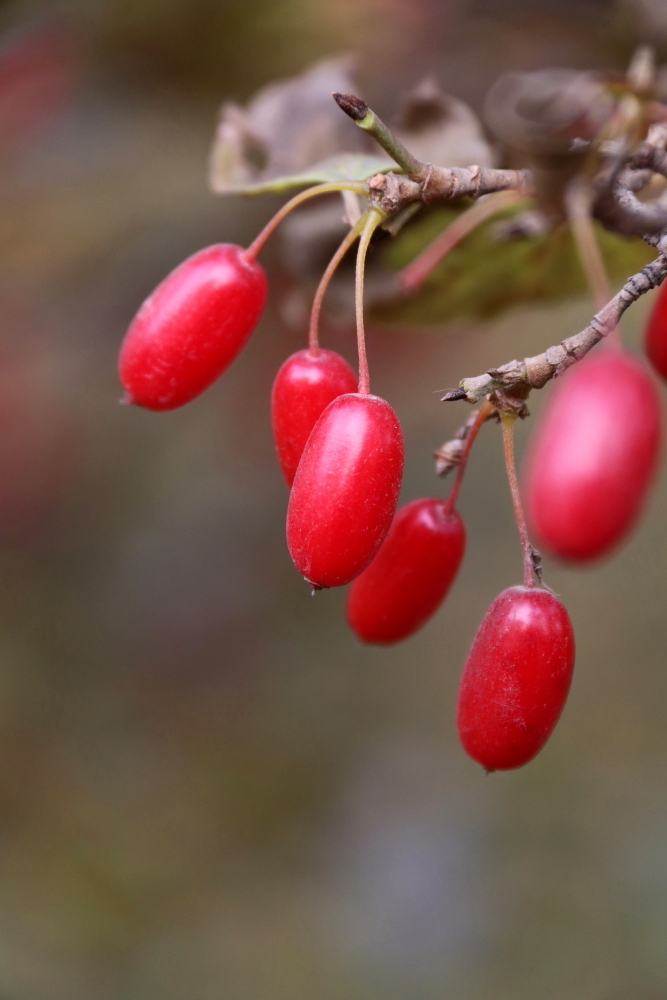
[628,141,667,177]
[442,254,667,404]
[366,166,531,215]
[594,184,667,238]
[331,93,667,244]
[434,405,498,475]
[333,91,531,207]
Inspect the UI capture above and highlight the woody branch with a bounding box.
[442,253,667,405]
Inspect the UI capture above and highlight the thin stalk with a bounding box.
[399,190,525,290]
[565,177,621,347]
[243,181,368,262]
[332,93,424,175]
[500,413,535,589]
[308,212,369,353]
[445,402,495,513]
[355,208,386,394]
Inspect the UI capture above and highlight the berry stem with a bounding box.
[243,182,369,262]
[445,401,495,512]
[308,211,369,353]
[500,412,535,588]
[355,208,386,394]
[565,177,622,348]
[398,190,525,291]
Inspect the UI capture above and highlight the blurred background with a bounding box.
[0,0,666,997]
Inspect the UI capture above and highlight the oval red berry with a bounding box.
[271,348,357,486]
[645,280,667,381]
[286,393,404,588]
[119,244,267,410]
[523,349,661,562]
[456,586,575,771]
[346,498,465,643]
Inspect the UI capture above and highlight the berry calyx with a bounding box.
[346,498,465,643]
[271,349,357,486]
[523,349,662,562]
[286,393,404,588]
[456,586,575,771]
[119,244,267,410]
[645,279,667,381]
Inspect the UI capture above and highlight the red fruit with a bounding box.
[0,24,78,149]
[523,349,661,562]
[271,348,357,485]
[286,393,403,588]
[645,280,667,380]
[346,498,465,644]
[456,586,575,771]
[119,244,267,410]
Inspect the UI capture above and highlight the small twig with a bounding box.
[443,402,496,511]
[435,404,497,477]
[381,202,422,236]
[443,253,667,404]
[398,190,525,291]
[593,182,667,239]
[333,92,424,175]
[628,142,667,177]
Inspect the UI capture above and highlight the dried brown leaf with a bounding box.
[392,76,496,168]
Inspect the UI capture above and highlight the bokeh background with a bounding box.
[0,0,666,997]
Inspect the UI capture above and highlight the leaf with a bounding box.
[209,54,385,195]
[392,76,496,168]
[213,153,396,195]
[373,203,654,325]
[209,63,495,195]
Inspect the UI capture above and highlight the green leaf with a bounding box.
[215,154,396,195]
[373,203,654,324]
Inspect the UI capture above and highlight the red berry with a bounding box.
[645,280,667,380]
[456,586,575,771]
[271,348,357,486]
[0,24,78,149]
[523,349,662,562]
[286,393,404,588]
[119,244,267,410]
[345,498,465,643]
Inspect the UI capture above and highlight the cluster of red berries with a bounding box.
[117,202,667,774]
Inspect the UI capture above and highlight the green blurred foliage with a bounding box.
[377,201,654,323]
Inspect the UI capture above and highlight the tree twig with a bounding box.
[366,166,531,215]
[434,404,497,476]
[333,92,424,175]
[442,253,667,404]
[593,183,667,238]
